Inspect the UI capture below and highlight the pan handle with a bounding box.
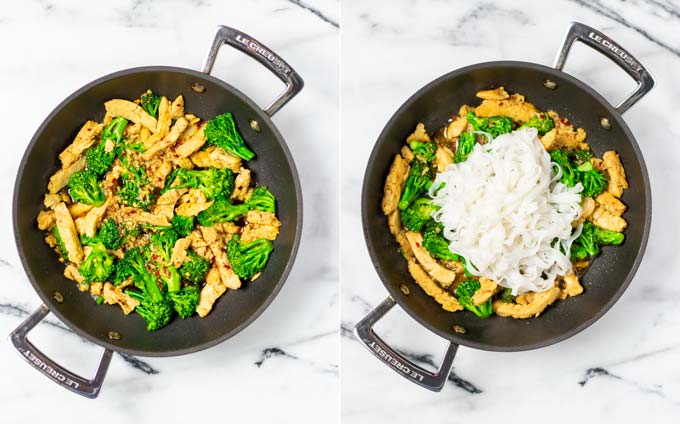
[201,25,304,117]
[353,296,458,392]
[553,22,654,114]
[9,305,113,399]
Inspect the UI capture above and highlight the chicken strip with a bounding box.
[407,260,462,312]
[59,121,103,168]
[104,99,157,130]
[381,154,409,215]
[196,267,227,317]
[54,202,84,264]
[493,287,560,319]
[142,117,188,160]
[48,156,86,194]
[602,151,628,198]
[102,283,139,315]
[405,231,456,287]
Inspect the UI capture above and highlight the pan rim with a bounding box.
[361,60,652,352]
[13,65,303,357]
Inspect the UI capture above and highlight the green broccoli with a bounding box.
[408,139,436,163]
[466,112,513,138]
[455,279,493,318]
[421,220,458,261]
[571,221,624,261]
[571,149,593,165]
[53,227,69,262]
[247,186,276,213]
[401,198,439,232]
[179,250,210,284]
[140,92,161,117]
[499,288,515,303]
[86,117,128,176]
[197,196,249,226]
[171,215,195,238]
[167,285,199,319]
[118,156,157,210]
[518,114,554,135]
[550,149,578,187]
[204,112,255,161]
[149,228,181,292]
[78,239,114,284]
[227,235,274,280]
[68,169,105,206]
[397,159,434,211]
[576,161,607,198]
[163,167,234,200]
[454,131,476,163]
[94,218,122,250]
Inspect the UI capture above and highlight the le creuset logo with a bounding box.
[587,32,643,73]
[22,348,80,389]
[234,34,291,76]
[368,341,424,382]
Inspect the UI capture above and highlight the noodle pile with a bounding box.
[429,128,583,294]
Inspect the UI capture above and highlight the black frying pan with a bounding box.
[10,26,303,398]
[355,22,654,391]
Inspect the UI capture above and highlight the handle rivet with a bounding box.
[107,331,122,341]
[399,284,410,296]
[191,83,206,93]
[543,79,558,89]
[452,325,467,334]
[600,117,612,130]
[52,291,63,303]
[249,120,261,132]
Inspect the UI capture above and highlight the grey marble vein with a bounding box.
[567,0,680,56]
[395,349,483,394]
[255,346,339,375]
[286,0,339,28]
[578,366,665,398]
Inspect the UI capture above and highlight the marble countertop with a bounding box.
[0,0,338,422]
[341,0,680,421]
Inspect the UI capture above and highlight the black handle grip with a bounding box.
[553,22,654,114]
[9,305,113,399]
[201,25,304,117]
[353,297,458,392]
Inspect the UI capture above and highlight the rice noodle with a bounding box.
[429,128,583,294]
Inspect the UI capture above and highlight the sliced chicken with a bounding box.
[241,211,281,243]
[142,117,189,159]
[59,121,103,168]
[474,94,537,123]
[407,260,462,312]
[74,200,109,237]
[54,202,84,264]
[493,286,560,319]
[104,99,157,130]
[48,156,86,194]
[476,87,509,100]
[407,123,431,142]
[381,154,409,215]
[590,207,627,232]
[471,277,498,306]
[102,283,139,315]
[175,189,214,217]
[170,95,185,119]
[37,210,55,230]
[231,168,251,201]
[602,151,628,198]
[176,125,207,158]
[435,146,453,172]
[196,267,227,317]
[595,191,626,216]
[405,231,456,288]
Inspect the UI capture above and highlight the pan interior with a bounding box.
[363,62,650,351]
[14,67,301,356]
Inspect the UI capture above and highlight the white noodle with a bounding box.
[429,128,583,295]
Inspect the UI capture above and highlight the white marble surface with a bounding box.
[341,0,680,421]
[0,0,338,422]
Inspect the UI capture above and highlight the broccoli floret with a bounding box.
[576,161,607,198]
[571,149,593,165]
[164,167,234,200]
[95,218,122,250]
[149,228,181,292]
[401,198,439,232]
[421,220,458,261]
[571,221,624,260]
[408,139,436,163]
[499,288,515,303]
[227,235,274,280]
[171,215,194,238]
[140,92,161,117]
[197,196,249,226]
[68,169,105,206]
[518,114,554,135]
[204,112,255,161]
[53,227,69,262]
[86,117,128,176]
[127,278,173,331]
[180,250,211,284]
[78,239,114,284]
[550,149,578,187]
[397,159,434,210]
[118,156,157,210]
[247,186,276,213]
[466,112,513,138]
[454,131,476,163]
[168,285,199,319]
[455,279,493,318]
